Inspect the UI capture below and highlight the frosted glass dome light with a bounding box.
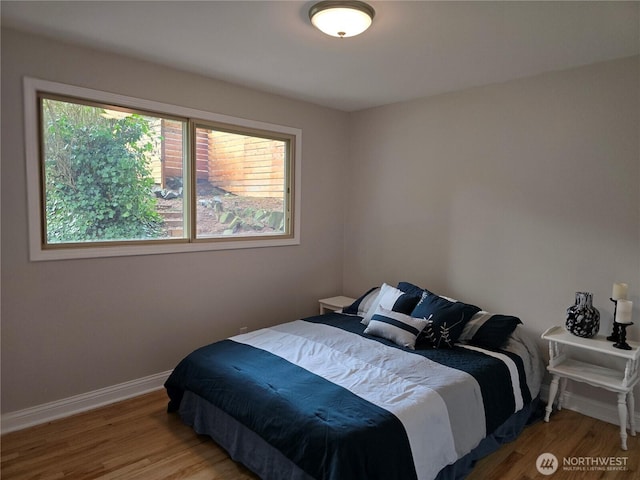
[309,1,375,38]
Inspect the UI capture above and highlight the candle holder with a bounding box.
[613,322,633,351]
[607,298,620,342]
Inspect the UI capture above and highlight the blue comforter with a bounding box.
[166,313,532,480]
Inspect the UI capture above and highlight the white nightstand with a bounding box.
[541,326,640,450]
[318,296,355,315]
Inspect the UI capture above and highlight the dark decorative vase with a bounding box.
[566,292,600,338]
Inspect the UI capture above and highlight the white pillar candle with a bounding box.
[615,299,633,324]
[612,283,628,300]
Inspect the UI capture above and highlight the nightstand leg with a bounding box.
[628,391,636,436]
[617,392,628,451]
[545,375,560,422]
[557,377,568,411]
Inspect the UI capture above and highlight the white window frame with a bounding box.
[23,77,302,261]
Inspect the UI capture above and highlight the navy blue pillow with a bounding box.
[391,292,422,314]
[397,281,431,298]
[411,293,481,349]
[469,314,522,349]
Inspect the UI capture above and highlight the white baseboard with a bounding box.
[540,384,640,427]
[3,375,637,435]
[1,370,172,434]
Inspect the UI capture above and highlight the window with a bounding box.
[192,122,293,240]
[24,78,301,260]
[40,96,188,245]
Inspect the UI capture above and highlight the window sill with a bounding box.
[31,236,301,261]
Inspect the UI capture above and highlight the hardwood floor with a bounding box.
[1,389,637,479]
[466,405,638,480]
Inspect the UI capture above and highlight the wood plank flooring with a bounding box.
[1,389,637,479]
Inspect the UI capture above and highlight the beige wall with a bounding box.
[0,28,349,413]
[2,26,639,415]
[345,56,639,400]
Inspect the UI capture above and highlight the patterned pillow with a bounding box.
[364,306,428,349]
[361,283,422,326]
[343,286,380,316]
[411,292,481,349]
[458,311,522,349]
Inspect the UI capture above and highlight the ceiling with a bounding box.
[2,1,638,112]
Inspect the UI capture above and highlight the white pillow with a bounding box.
[364,306,428,350]
[360,283,406,326]
[346,286,381,316]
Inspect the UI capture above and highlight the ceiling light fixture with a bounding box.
[309,1,375,38]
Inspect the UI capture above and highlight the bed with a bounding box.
[165,282,544,480]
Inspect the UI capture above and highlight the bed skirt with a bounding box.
[179,390,314,480]
[435,396,543,479]
[178,390,543,480]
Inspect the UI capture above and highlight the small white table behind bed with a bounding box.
[541,326,639,450]
[318,296,356,315]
